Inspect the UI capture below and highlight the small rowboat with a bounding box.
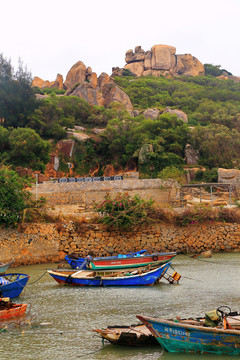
[93,324,158,346]
[0,274,29,299]
[137,306,240,355]
[47,263,171,287]
[0,299,27,320]
[0,261,14,275]
[66,251,177,271]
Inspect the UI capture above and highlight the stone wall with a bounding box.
[32,179,172,207]
[1,222,239,266]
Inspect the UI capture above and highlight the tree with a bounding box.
[8,128,50,171]
[0,53,37,128]
[190,125,240,168]
[0,166,30,226]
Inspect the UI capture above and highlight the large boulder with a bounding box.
[174,54,205,76]
[151,45,176,70]
[163,107,188,123]
[124,61,144,77]
[32,76,45,88]
[125,46,145,63]
[98,72,111,90]
[218,168,240,189]
[143,108,160,120]
[102,83,133,115]
[64,61,87,89]
[50,74,64,90]
[184,144,199,165]
[71,82,104,106]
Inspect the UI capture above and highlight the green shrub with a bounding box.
[94,192,154,229]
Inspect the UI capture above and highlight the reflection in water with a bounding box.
[0,253,239,359]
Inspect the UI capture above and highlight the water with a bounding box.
[0,253,239,360]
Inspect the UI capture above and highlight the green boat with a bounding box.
[138,306,240,355]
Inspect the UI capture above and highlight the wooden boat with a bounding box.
[137,306,240,355]
[0,261,14,275]
[0,298,27,320]
[93,324,158,346]
[47,263,171,287]
[65,249,147,269]
[0,274,30,299]
[65,251,177,271]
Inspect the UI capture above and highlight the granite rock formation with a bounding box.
[123,45,205,78]
[163,107,188,123]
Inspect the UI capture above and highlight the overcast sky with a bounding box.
[1,0,239,81]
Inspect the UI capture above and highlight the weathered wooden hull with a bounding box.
[93,324,158,346]
[0,274,29,299]
[0,304,27,320]
[137,315,240,355]
[48,263,170,287]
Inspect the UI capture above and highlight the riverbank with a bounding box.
[0,221,239,266]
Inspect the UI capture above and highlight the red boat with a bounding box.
[88,252,177,271]
[0,298,27,320]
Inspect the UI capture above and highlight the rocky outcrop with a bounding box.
[123,45,205,78]
[98,72,111,90]
[218,168,240,190]
[32,76,45,88]
[163,107,188,123]
[51,73,64,90]
[138,144,153,164]
[32,75,62,89]
[143,108,159,120]
[175,54,205,77]
[71,82,105,106]
[64,61,87,89]
[217,75,240,83]
[101,83,133,114]
[184,144,199,165]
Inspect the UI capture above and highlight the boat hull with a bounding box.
[0,274,29,299]
[137,315,240,355]
[65,251,176,270]
[88,253,176,271]
[48,263,170,287]
[0,304,27,320]
[0,261,13,275]
[94,324,158,346]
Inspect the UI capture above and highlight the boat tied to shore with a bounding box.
[65,250,177,271]
[137,306,240,355]
[48,262,176,287]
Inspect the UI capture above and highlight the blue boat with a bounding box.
[0,273,30,299]
[137,308,240,355]
[47,263,171,287]
[65,250,147,269]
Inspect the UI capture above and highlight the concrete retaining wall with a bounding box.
[32,179,173,206]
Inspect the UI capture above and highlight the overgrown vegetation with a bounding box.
[94,192,154,229]
[0,166,48,226]
[0,52,240,178]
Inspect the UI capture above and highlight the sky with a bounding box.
[1,0,240,81]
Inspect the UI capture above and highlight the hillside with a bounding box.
[0,48,240,183]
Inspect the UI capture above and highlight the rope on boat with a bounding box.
[27,271,48,285]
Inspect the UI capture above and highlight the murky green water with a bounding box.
[0,253,239,360]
